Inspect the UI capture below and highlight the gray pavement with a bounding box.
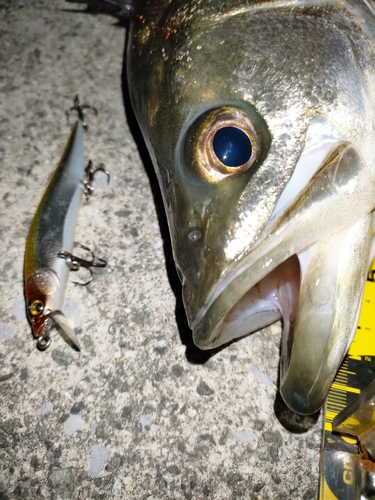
[0,1,321,498]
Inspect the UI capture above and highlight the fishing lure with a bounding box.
[24,98,108,351]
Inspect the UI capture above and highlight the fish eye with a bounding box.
[29,299,44,316]
[212,126,252,167]
[192,107,261,182]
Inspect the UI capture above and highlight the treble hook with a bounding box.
[66,95,98,131]
[58,244,107,286]
[83,160,110,201]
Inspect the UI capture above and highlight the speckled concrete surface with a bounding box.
[0,2,322,499]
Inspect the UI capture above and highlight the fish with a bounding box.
[125,0,375,415]
[24,109,107,352]
[72,0,375,414]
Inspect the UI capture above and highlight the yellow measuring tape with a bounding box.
[319,260,375,499]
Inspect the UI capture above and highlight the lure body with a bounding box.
[24,121,85,348]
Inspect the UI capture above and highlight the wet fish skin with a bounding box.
[127,0,375,319]
[125,0,375,414]
[24,121,85,350]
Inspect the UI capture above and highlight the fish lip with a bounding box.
[188,196,304,337]
[190,223,298,349]
[189,140,336,337]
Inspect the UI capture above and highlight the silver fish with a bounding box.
[25,120,90,352]
[125,0,375,415]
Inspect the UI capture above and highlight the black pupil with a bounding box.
[36,302,43,312]
[212,127,252,167]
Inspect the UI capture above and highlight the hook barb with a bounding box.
[66,94,98,131]
[83,160,110,201]
[58,244,107,286]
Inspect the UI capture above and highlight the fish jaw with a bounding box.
[189,143,375,414]
[280,215,373,414]
[190,143,375,342]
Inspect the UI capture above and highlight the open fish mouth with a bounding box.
[189,142,375,415]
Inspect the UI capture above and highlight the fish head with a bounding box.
[128,1,375,413]
[24,269,60,339]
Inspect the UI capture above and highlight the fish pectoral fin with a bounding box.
[280,214,374,415]
[51,311,81,352]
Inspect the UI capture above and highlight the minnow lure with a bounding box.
[24,99,107,351]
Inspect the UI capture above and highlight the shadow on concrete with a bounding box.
[273,391,320,433]
[273,350,320,432]
[63,0,131,22]
[119,27,226,365]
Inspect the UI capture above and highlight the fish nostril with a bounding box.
[188,228,202,242]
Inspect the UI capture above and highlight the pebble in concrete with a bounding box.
[48,468,74,499]
[140,414,153,426]
[89,444,111,477]
[248,364,274,388]
[11,299,26,321]
[35,402,53,416]
[51,345,75,368]
[63,414,84,435]
[231,429,258,449]
[196,380,215,396]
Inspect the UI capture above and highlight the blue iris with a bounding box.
[212,126,252,167]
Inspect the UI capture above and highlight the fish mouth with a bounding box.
[189,142,375,415]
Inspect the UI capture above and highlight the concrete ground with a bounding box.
[0,1,322,498]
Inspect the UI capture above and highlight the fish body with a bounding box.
[24,121,85,350]
[126,0,375,414]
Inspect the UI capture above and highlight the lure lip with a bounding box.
[26,305,81,352]
[29,310,54,339]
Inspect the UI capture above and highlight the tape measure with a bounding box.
[319,260,375,499]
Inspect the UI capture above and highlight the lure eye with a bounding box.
[212,127,252,167]
[192,107,261,182]
[29,300,44,316]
